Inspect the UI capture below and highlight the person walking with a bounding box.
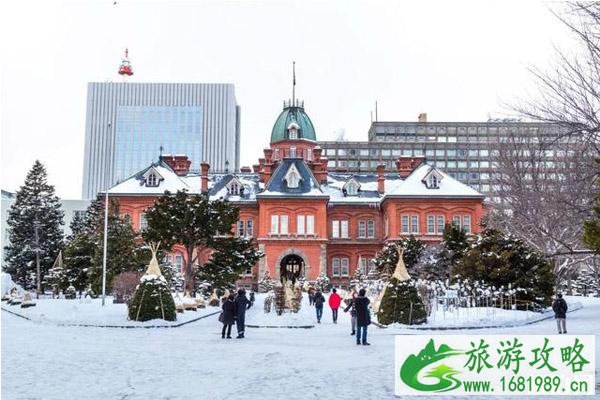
[343,290,358,335]
[354,288,371,345]
[220,294,235,339]
[308,287,315,306]
[328,288,342,324]
[314,289,325,323]
[552,293,568,334]
[234,288,252,338]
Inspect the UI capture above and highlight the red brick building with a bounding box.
[106,100,485,287]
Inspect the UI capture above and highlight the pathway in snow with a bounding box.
[2,296,599,400]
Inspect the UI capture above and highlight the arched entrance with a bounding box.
[279,254,304,284]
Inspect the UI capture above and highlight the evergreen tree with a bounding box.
[373,236,425,278]
[4,161,64,290]
[43,252,68,294]
[377,278,427,325]
[195,237,262,292]
[418,224,470,280]
[453,227,555,309]
[89,205,145,294]
[349,267,366,289]
[62,233,95,294]
[128,275,177,321]
[143,190,240,293]
[67,211,86,240]
[160,261,184,292]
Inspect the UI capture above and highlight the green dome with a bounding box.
[270,103,316,143]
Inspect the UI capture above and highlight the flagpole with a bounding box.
[292,61,296,106]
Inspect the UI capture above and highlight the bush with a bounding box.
[128,275,176,322]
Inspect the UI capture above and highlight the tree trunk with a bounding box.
[184,247,195,294]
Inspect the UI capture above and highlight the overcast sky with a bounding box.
[0,0,574,199]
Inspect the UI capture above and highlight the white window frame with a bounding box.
[332,220,340,238]
[332,258,341,277]
[452,215,461,227]
[147,173,158,187]
[139,213,148,231]
[436,215,445,235]
[410,215,419,234]
[280,215,289,235]
[358,221,367,238]
[340,220,349,238]
[341,258,350,277]
[246,220,253,237]
[463,215,471,234]
[306,215,315,235]
[237,220,245,237]
[297,215,305,235]
[271,215,279,234]
[367,220,375,238]
[174,254,183,273]
[427,215,435,234]
[401,215,410,234]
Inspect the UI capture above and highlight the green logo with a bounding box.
[400,339,464,392]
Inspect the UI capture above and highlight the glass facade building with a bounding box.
[82,82,240,199]
[114,106,203,182]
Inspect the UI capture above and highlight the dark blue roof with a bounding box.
[261,158,323,196]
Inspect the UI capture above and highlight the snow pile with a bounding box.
[1,272,23,296]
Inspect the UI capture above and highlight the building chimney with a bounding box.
[160,154,191,176]
[312,146,322,162]
[418,113,427,123]
[252,164,261,173]
[376,164,385,194]
[200,162,210,194]
[396,157,425,179]
[263,148,273,164]
[240,166,252,173]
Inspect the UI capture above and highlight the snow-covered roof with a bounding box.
[106,158,483,203]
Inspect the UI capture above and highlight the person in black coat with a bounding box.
[354,288,371,345]
[313,289,325,323]
[221,294,235,339]
[552,293,568,334]
[234,288,252,338]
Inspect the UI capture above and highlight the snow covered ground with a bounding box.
[2,295,599,400]
[1,297,219,327]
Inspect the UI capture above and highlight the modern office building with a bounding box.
[318,113,560,194]
[82,82,241,199]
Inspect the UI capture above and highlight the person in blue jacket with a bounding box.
[234,288,252,338]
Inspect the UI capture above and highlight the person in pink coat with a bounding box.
[328,288,342,323]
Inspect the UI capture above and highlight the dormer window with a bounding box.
[343,178,361,196]
[227,177,244,196]
[287,122,300,140]
[141,167,163,187]
[284,163,302,188]
[147,173,158,187]
[423,168,443,189]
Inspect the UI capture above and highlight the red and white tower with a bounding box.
[118,48,134,79]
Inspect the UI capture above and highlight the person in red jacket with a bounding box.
[328,288,342,323]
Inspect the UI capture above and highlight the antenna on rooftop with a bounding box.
[375,101,378,121]
[292,61,296,106]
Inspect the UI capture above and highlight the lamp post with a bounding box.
[101,122,112,306]
[33,217,41,299]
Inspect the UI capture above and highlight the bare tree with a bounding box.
[515,2,600,149]
[488,130,597,290]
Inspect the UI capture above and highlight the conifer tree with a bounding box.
[195,237,262,292]
[4,161,64,290]
[453,227,555,309]
[143,190,240,293]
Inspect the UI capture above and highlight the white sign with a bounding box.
[395,335,595,396]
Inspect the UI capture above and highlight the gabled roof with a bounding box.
[107,161,190,195]
[259,158,325,198]
[106,157,482,203]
